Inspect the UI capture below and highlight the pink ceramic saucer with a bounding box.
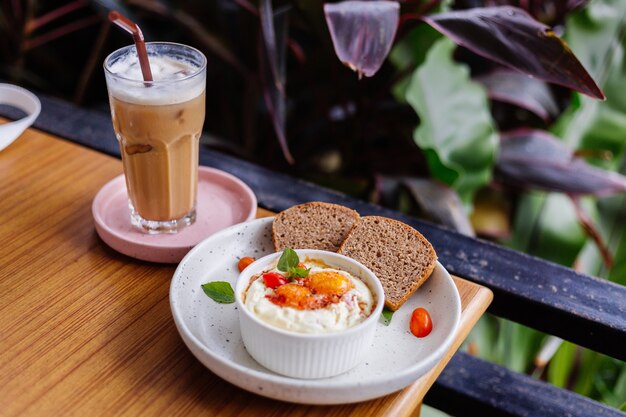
[92,166,257,263]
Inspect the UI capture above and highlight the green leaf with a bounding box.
[464,314,499,362]
[509,323,546,373]
[494,319,546,373]
[288,266,310,279]
[548,340,577,388]
[380,307,394,326]
[406,38,498,203]
[277,247,299,272]
[201,281,235,304]
[509,192,590,266]
[612,364,626,407]
[573,348,604,396]
[389,25,442,102]
[593,359,626,407]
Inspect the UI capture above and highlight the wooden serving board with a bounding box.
[0,126,492,417]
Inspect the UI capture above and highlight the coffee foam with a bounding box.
[107,54,205,105]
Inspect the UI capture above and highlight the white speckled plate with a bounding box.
[170,217,461,404]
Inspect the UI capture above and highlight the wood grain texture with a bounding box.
[0,127,492,417]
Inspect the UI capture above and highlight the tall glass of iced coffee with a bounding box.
[104,42,206,233]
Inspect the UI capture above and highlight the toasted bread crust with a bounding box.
[272,202,360,252]
[338,216,437,311]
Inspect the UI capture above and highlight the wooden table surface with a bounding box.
[0,126,492,417]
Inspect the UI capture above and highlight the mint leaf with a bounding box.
[381,308,394,326]
[288,266,310,279]
[201,281,235,304]
[277,247,299,272]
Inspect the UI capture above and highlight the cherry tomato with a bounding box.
[263,272,288,289]
[410,307,433,338]
[238,256,255,272]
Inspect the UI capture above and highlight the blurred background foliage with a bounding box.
[1,0,625,413]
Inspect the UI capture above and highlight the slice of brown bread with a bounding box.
[338,216,437,311]
[272,202,360,252]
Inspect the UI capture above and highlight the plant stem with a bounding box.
[25,0,89,34]
[570,195,613,269]
[73,20,109,104]
[24,15,100,50]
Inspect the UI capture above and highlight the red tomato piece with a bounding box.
[263,272,288,289]
[410,307,433,338]
[238,256,255,272]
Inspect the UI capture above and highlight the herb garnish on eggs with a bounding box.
[201,248,306,304]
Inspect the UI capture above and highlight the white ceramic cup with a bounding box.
[235,249,384,379]
[0,84,41,151]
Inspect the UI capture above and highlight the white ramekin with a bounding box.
[0,84,41,152]
[235,249,384,379]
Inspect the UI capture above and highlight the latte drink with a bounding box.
[104,43,206,233]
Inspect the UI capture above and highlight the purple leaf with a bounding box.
[260,0,286,93]
[496,129,626,196]
[402,178,475,237]
[259,1,294,164]
[475,69,559,121]
[495,0,591,24]
[423,6,605,99]
[374,175,474,236]
[324,0,400,78]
